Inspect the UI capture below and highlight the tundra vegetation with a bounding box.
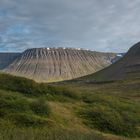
[0,73,140,140]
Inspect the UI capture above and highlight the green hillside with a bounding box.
[0,73,140,140]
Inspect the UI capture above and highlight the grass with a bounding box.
[79,94,140,137]
[30,98,51,116]
[0,118,105,140]
[57,79,140,138]
[0,124,105,140]
[0,73,140,139]
[0,89,52,127]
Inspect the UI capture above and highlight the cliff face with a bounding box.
[3,48,117,82]
[0,53,20,70]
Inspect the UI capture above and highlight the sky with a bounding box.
[0,0,140,52]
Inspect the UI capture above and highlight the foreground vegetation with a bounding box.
[0,73,140,140]
[0,121,104,140]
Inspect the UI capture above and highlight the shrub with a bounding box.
[30,98,51,116]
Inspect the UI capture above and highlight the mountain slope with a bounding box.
[3,48,117,82]
[73,42,140,82]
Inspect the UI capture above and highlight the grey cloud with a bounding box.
[0,0,140,52]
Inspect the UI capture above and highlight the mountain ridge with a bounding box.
[71,42,140,83]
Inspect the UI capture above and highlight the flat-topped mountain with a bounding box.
[74,42,140,82]
[2,47,117,82]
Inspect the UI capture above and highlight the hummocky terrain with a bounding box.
[71,42,140,83]
[1,48,118,82]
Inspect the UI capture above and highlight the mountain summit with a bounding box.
[2,48,117,82]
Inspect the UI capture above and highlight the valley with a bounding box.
[0,42,140,140]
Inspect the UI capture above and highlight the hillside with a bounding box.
[0,73,140,140]
[0,43,139,140]
[71,42,140,83]
[2,48,117,83]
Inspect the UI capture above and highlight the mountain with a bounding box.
[2,48,117,82]
[73,42,140,82]
[0,53,20,69]
[0,45,140,140]
[111,53,125,63]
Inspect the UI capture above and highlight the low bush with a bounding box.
[30,98,51,116]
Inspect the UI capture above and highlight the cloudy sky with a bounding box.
[0,0,140,52]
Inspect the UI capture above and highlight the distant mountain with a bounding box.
[0,53,20,69]
[73,42,140,82]
[111,53,125,63]
[2,48,118,82]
